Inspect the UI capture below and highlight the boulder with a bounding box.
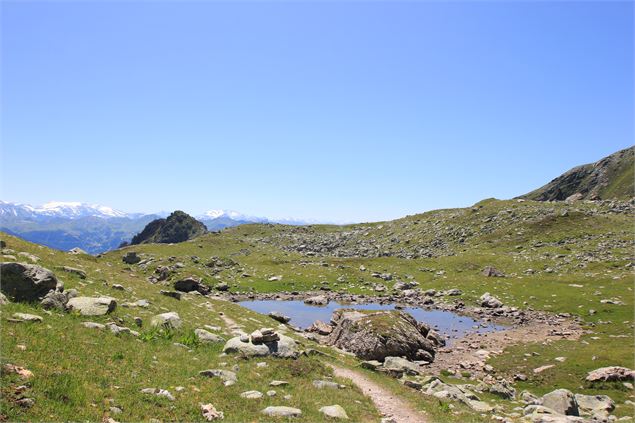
[261,406,302,418]
[194,329,225,343]
[268,311,291,324]
[122,252,141,264]
[541,389,579,416]
[383,356,421,375]
[313,380,340,389]
[0,292,7,305]
[304,295,329,306]
[585,366,635,382]
[40,289,77,311]
[480,292,503,308]
[574,394,614,416]
[66,297,116,316]
[319,405,349,419]
[482,266,505,277]
[326,309,436,361]
[199,369,237,383]
[174,277,209,294]
[150,312,182,329]
[59,266,86,279]
[12,313,43,322]
[223,333,299,359]
[240,390,264,399]
[200,403,224,421]
[0,263,58,302]
[307,320,333,335]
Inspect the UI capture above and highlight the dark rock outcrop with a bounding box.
[0,263,58,302]
[130,211,207,245]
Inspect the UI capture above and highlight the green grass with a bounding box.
[1,198,634,421]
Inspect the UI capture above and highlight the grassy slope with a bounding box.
[1,199,634,421]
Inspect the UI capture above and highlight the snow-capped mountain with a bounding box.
[0,201,129,220]
[197,209,314,230]
[199,209,266,222]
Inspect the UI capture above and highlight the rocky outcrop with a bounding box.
[585,366,635,382]
[130,211,207,245]
[326,309,437,361]
[0,263,58,302]
[519,146,634,201]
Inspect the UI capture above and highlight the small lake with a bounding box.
[239,300,507,345]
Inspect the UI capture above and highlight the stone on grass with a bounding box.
[201,403,224,421]
[261,406,302,418]
[313,380,340,389]
[240,390,263,399]
[41,289,77,311]
[140,388,175,401]
[319,405,349,419]
[574,394,614,416]
[383,356,421,375]
[199,369,237,383]
[480,292,503,308]
[223,332,299,359]
[586,367,635,382]
[66,297,116,316]
[12,313,43,322]
[0,262,58,302]
[541,389,579,416]
[82,322,106,330]
[122,252,140,264]
[59,266,86,279]
[195,329,225,343]
[150,312,182,329]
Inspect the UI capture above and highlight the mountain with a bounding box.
[0,201,159,254]
[198,209,314,231]
[129,210,207,245]
[519,146,634,201]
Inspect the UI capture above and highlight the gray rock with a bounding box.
[0,292,7,305]
[194,329,225,343]
[268,311,291,324]
[199,369,237,382]
[327,309,436,361]
[150,312,182,329]
[122,252,141,264]
[482,266,505,277]
[261,406,302,418]
[223,333,299,359]
[174,277,209,294]
[541,389,579,416]
[40,289,76,311]
[200,403,224,421]
[313,380,340,389]
[68,247,88,255]
[12,313,43,322]
[304,295,329,306]
[59,266,86,279]
[574,394,614,416]
[586,366,635,382]
[383,356,421,375]
[307,320,333,335]
[240,390,264,399]
[0,262,58,302]
[270,380,289,386]
[488,379,516,399]
[66,297,117,316]
[82,322,105,330]
[480,292,503,308]
[140,388,175,401]
[319,405,349,419]
[160,290,182,300]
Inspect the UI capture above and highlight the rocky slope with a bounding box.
[129,210,207,245]
[519,146,634,201]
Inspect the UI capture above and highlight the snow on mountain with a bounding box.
[199,209,266,222]
[0,201,129,220]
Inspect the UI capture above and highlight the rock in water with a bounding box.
[0,263,58,302]
[326,309,436,361]
[65,297,116,316]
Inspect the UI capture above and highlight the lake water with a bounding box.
[239,299,506,344]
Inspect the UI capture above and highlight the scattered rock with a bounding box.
[482,266,505,277]
[199,369,237,383]
[12,313,43,322]
[0,262,58,302]
[82,322,106,330]
[174,277,209,294]
[150,312,182,329]
[195,329,225,343]
[319,405,349,419]
[586,366,635,382]
[383,356,421,375]
[201,403,224,421]
[223,331,299,359]
[41,289,77,310]
[140,388,175,401]
[304,295,329,306]
[574,394,614,416]
[1,364,33,379]
[268,311,291,324]
[240,390,264,399]
[160,290,182,300]
[541,389,579,416]
[66,297,117,316]
[313,380,340,389]
[261,406,302,418]
[122,252,141,264]
[480,292,503,308]
[59,266,86,279]
[307,320,333,335]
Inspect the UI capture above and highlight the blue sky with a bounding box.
[1,1,632,222]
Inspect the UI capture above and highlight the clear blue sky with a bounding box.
[1,1,632,222]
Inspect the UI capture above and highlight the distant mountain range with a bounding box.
[0,201,313,254]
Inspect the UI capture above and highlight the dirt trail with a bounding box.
[328,363,427,423]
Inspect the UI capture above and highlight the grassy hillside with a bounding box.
[1,198,634,422]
